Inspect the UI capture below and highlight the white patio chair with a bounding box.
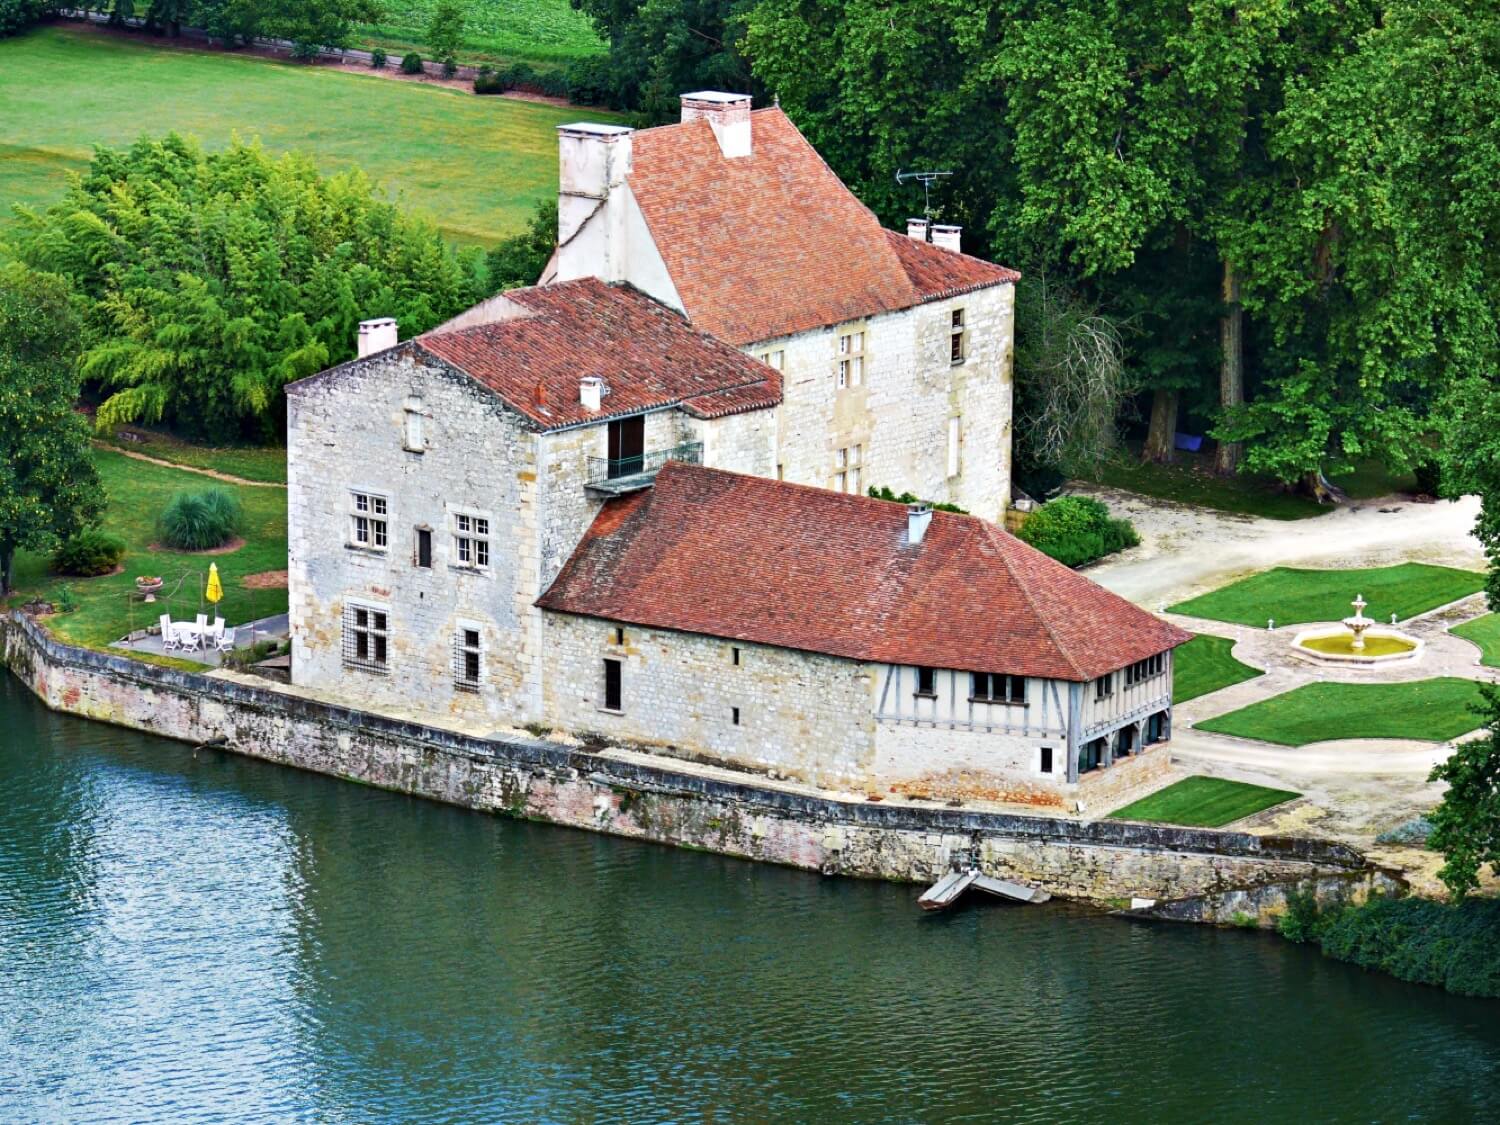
[177,624,203,653]
[215,621,236,654]
[159,614,180,652]
[195,613,209,633]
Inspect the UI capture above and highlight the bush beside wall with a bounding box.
[52,530,127,577]
[1017,495,1139,567]
[1280,893,1500,998]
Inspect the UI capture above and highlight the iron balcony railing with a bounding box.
[586,441,703,490]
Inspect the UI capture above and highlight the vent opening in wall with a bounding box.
[732,706,741,726]
[731,646,741,666]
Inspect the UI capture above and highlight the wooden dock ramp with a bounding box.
[918,869,1050,911]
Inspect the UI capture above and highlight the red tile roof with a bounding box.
[884,230,1022,301]
[539,464,1191,681]
[415,278,780,429]
[627,109,1018,346]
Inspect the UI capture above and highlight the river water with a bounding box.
[2,676,1498,1123]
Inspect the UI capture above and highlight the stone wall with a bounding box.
[760,283,1013,523]
[4,613,1370,907]
[541,613,878,789]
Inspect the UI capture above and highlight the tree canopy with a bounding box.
[10,134,485,442]
[0,264,103,595]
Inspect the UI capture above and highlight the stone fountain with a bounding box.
[1290,594,1422,667]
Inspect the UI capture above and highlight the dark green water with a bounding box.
[2,676,1498,1123]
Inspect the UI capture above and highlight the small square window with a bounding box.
[612,626,625,645]
[915,667,936,698]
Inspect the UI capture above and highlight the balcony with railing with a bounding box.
[585,442,703,495]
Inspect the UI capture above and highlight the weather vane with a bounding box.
[895,169,953,221]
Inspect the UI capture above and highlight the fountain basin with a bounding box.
[1290,624,1423,667]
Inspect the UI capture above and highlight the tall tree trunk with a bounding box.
[1215,258,1244,476]
[0,544,14,598]
[1142,388,1179,464]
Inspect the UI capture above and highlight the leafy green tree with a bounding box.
[12,134,485,442]
[268,0,382,55]
[0,0,56,36]
[0,265,103,596]
[572,0,757,121]
[426,0,465,67]
[1428,687,1500,900]
[485,199,556,292]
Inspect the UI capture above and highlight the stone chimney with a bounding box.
[680,91,753,159]
[931,224,962,253]
[357,318,397,358]
[906,218,930,242]
[555,123,634,284]
[907,503,932,546]
[579,376,605,413]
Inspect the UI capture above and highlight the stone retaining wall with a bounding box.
[3,612,1368,904]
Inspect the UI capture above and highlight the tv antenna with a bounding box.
[895,169,953,220]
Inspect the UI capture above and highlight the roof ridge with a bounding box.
[979,519,1091,681]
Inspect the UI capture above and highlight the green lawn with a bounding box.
[99,429,287,485]
[1108,776,1300,827]
[1169,563,1485,628]
[0,27,622,246]
[358,0,605,68]
[6,449,288,651]
[1452,613,1500,669]
[1172,634,1264,703]
[1083,444,1417,521]
[1196,678,1487,747]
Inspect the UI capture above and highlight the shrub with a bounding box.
[158,488,244,551]
[52,529,126,577]
[370,47,387,69]
[867,485,965,514]
[565,55,614,106]
[1017,494,1139,567]
[474,65,501,94]
[400,52,424,75]
[51,584,78,613]
[1315,896,1500,998]
[442,56,457,79]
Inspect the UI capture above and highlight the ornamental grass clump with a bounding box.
[159,488,243,551]
[1017,494,1139,568]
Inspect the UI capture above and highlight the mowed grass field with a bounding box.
[360,0,604,67]
[1452,613,1500,668]
[1172,634,1263,703]
[1109,776,1299,827]
[0,27,622,246]
[1169,563,1485,628]
[1196,678,1487,747]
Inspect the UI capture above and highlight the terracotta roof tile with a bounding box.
[415,278,780,429]
[885,229,1021,299]
[627,109,1017,346]
[539,463,1192,681]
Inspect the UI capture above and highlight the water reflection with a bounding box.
[1,676,1497,1123]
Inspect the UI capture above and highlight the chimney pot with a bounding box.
[680,91,753,158]
[579,376,605,412]
[906,218,931,243]
[357,317,398,359]
[907,503,933,545]
[931,224,962,253]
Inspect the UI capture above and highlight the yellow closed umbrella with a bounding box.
[205,563,224,607]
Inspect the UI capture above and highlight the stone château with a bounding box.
[284,91,1189,809]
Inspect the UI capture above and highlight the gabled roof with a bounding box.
[413,278,780,430]
[627,108,1019,346]
[539,464,1191,681]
